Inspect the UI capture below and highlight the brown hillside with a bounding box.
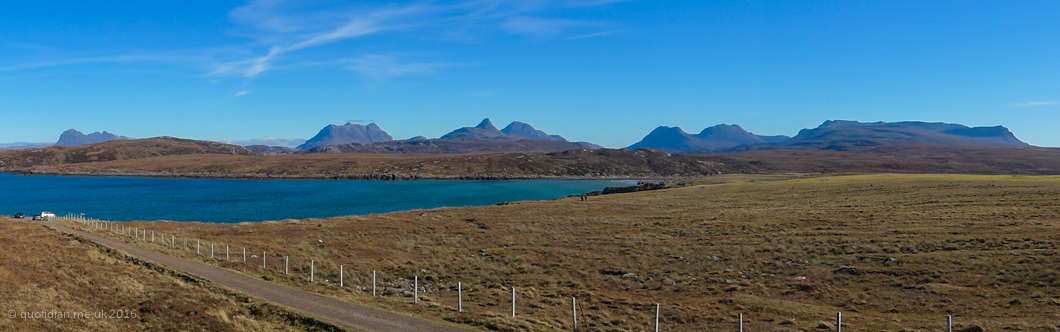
[0,137,253,168]
[6,148,726,179]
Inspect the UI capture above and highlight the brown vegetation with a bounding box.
[6,136,1060,179]
[58,174,1060,331]
[697,145,1060,175]
[0,137,252,169]
[0,218,342,331]
[6,147,724,179]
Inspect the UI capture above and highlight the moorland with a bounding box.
[4,137,1060,180]
[51,174,1060,331]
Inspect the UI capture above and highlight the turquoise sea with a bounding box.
[0,173,632,223]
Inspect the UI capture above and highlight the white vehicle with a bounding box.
[41,211,55,220]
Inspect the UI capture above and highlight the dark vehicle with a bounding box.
[14,212,24,219]
[32,214,41,221]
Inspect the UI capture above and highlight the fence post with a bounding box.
[947,315,952,332]
[184,238,187,251]
[285,256,289,275]
[226,245,229,260]
[340,265,344,287]
[197,240,200,255]
[511,287,516,317]
[211,243,214,259]
[311,260,314,282]
[373,270,377,296]
[573,297,578,332]
[654,303,660,332]
[836,312,842,332]
[243,248,246,262]
[458,282,462,313]
[263,252,266,270]
[739,313,743,332]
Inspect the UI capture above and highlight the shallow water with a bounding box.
[0,173,632,223]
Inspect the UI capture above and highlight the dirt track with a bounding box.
[40,220,473,332]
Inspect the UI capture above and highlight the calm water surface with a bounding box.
[0,173,632,223]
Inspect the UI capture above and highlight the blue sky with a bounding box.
[1,0,1058,148]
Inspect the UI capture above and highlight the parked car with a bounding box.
[32,214,41,221]
[14,212,24,219]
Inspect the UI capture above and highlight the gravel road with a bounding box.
[40,220,474,332]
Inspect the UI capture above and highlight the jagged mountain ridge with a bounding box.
[441,118,568,141]
[56,129,130,146]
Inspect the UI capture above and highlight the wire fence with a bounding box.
[50,213,967,332]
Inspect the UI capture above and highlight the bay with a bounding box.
[0,173,633,223]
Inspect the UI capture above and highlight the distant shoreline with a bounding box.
[2,169,676,182]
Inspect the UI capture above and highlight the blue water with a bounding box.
[0,173,632,223]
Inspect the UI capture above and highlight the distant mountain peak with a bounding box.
[55,129,130,146]
[779,120,1030,151]
[475,118,498,131]
[440,119,506,140]
[501,121,567,141]
[297,122,393,150]
[628,124,786,152]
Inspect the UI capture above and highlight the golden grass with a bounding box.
[0,218,350,331]
[60,174,1060,331]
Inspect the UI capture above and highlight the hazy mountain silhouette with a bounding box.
[500,121,566,141]
[745,120,1030,151]
[627,124,788,152]
[440,118,509,140]
[297,123,393,150]
[56,129,130,146]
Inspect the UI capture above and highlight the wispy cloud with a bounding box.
[5,0,628,79]
[212,0,623,77]
[234,90,248,97]
[342,54,461,80]
[1012,101,1058,107]
[0,55,213,72]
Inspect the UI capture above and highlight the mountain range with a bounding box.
[627,124,789,152]
[23,119,1034,157]
[441,118,567,141]
[628,120,1028,153]
[56,129,130,146]
[294,118,597,154]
